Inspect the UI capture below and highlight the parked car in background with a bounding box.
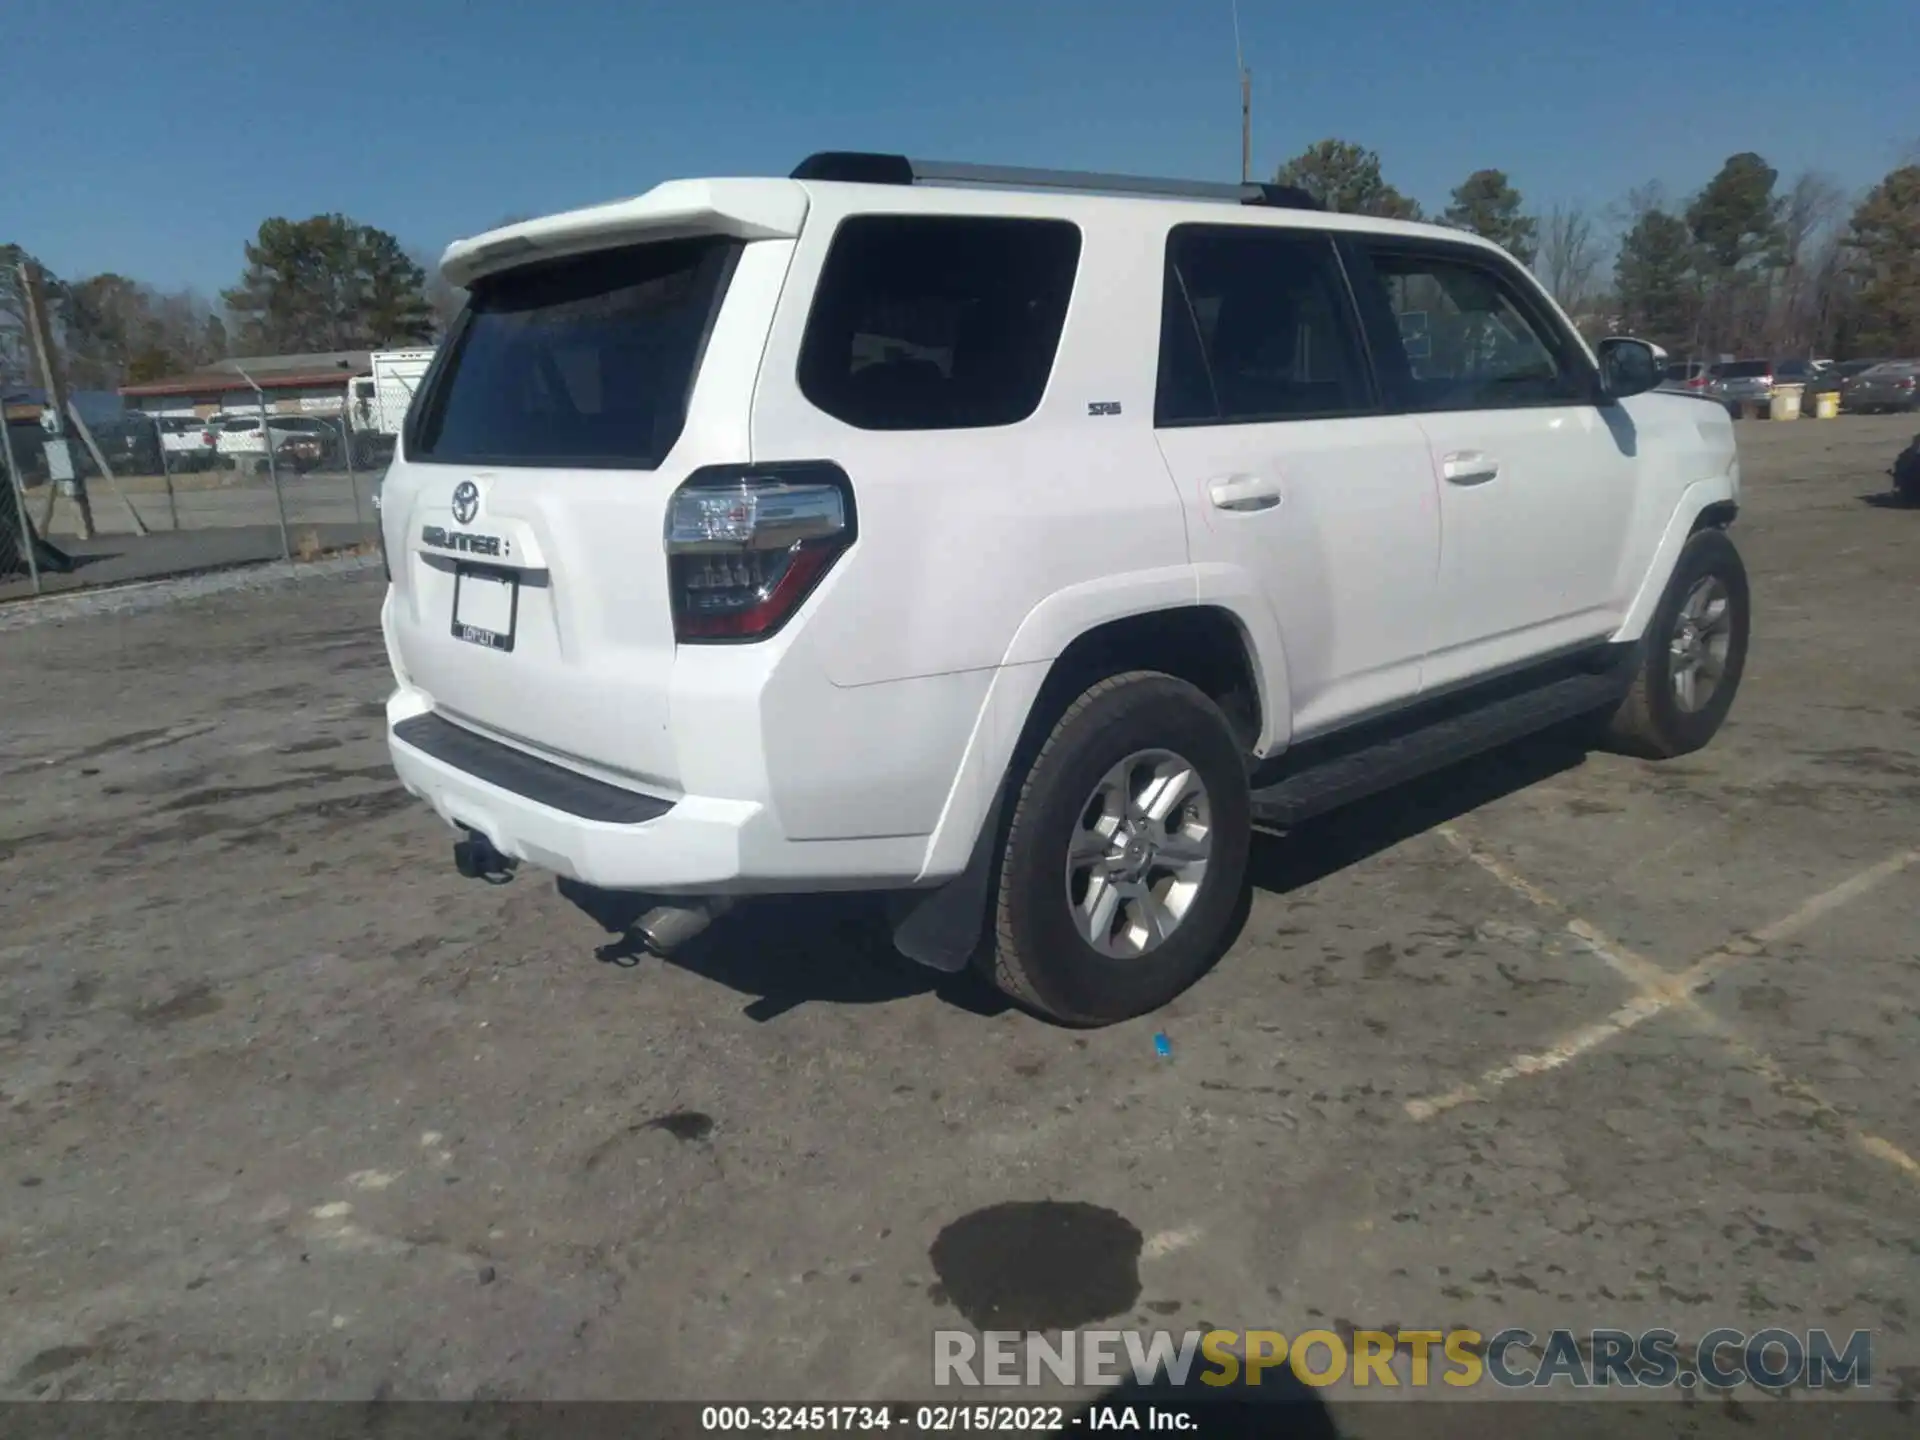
[1707,359,1775,413]
[158,416,220,471]
[1841,361,1920,414]
[1661,360,1712,393]
[273,417,336,472]
[213,414,341,471]
[1799,366,1847,403]
[213,415,270,468]
[1831,358,1886,387]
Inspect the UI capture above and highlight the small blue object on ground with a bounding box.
[1153,1032,1172,1058]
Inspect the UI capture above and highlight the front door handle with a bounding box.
[1208,474,1283,512]
[1441,450,1500,486]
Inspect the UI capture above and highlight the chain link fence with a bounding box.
[2,385,389,601]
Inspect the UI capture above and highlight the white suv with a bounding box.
[379,153,1748,1026]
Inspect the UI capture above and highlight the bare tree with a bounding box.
[1610,181,1671,230]
[1537,203,1605,313]
[1801,231,1856,358]
[1772,171,1846,353]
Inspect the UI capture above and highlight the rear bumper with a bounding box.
[387,691,762,891]
[384,686,939,894]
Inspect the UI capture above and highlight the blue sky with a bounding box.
[3,0,1913,297]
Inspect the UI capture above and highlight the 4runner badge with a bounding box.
[420,525,505,558]
[451,480,481,525]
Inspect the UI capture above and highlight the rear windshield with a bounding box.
[798,215,1082,431]
[1713,361,1772,378]
[409,236,742,469]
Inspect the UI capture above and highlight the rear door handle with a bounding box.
[1441,451,1500,486]
[1208,474,1282,512]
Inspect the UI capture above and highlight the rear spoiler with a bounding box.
[441,178,809,288]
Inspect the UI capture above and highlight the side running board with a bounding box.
[1249,668,1631,830]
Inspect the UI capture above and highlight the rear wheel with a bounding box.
[1602,527,1750,759]
[982,672,1251,1026]
[1895,443,1920,504]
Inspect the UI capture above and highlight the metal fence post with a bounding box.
[156,418,180,531]
[336,414,365,538]
[132,410,181,531]
[1,403,41,595]
[235,365,293,566]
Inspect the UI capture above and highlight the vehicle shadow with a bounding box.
[1857,489,1918,509]
[557,726,1593,1025]
[556,877,1013,1022]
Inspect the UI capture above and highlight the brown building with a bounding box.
[119,351,371,420]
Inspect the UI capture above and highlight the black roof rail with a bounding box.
[789,152,1323,211]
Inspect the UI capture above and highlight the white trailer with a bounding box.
[350,348,436,437]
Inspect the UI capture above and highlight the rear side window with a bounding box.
[410,236,741,468]
[1352,244,1587,411]
[797,215,1081,431]
[1157,226,1372,426]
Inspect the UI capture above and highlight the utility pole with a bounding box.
[19,262,94,540]
[1241,66,1252,185]
[1232,0,1251,184]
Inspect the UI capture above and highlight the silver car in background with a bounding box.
[1840,361,1920,414]
[1707,360,1776,411]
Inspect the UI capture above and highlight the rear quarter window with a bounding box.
[797,215,1082,431]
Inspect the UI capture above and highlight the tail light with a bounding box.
[665,463,855,642]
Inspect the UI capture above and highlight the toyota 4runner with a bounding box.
[380,152,1749,1026]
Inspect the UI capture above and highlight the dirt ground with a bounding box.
[2,414,1917,1427]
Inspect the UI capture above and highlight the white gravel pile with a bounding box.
[0,553,384,633]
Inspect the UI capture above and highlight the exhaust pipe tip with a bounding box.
[634,897,735,956]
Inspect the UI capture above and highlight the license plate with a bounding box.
[451,565,518,652]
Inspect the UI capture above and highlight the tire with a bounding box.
[1602,527,1750,759]
[982,672,1252,1026]
[1894,443,1920,504]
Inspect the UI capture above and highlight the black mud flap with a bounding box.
[889,783,1009,973]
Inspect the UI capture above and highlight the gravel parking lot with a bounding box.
[2,415,1917,1425]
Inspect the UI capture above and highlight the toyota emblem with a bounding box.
[451,480,480,526]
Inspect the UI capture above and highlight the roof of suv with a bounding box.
[440,152,1508,289]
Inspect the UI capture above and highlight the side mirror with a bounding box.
[1597,337,1663,400]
